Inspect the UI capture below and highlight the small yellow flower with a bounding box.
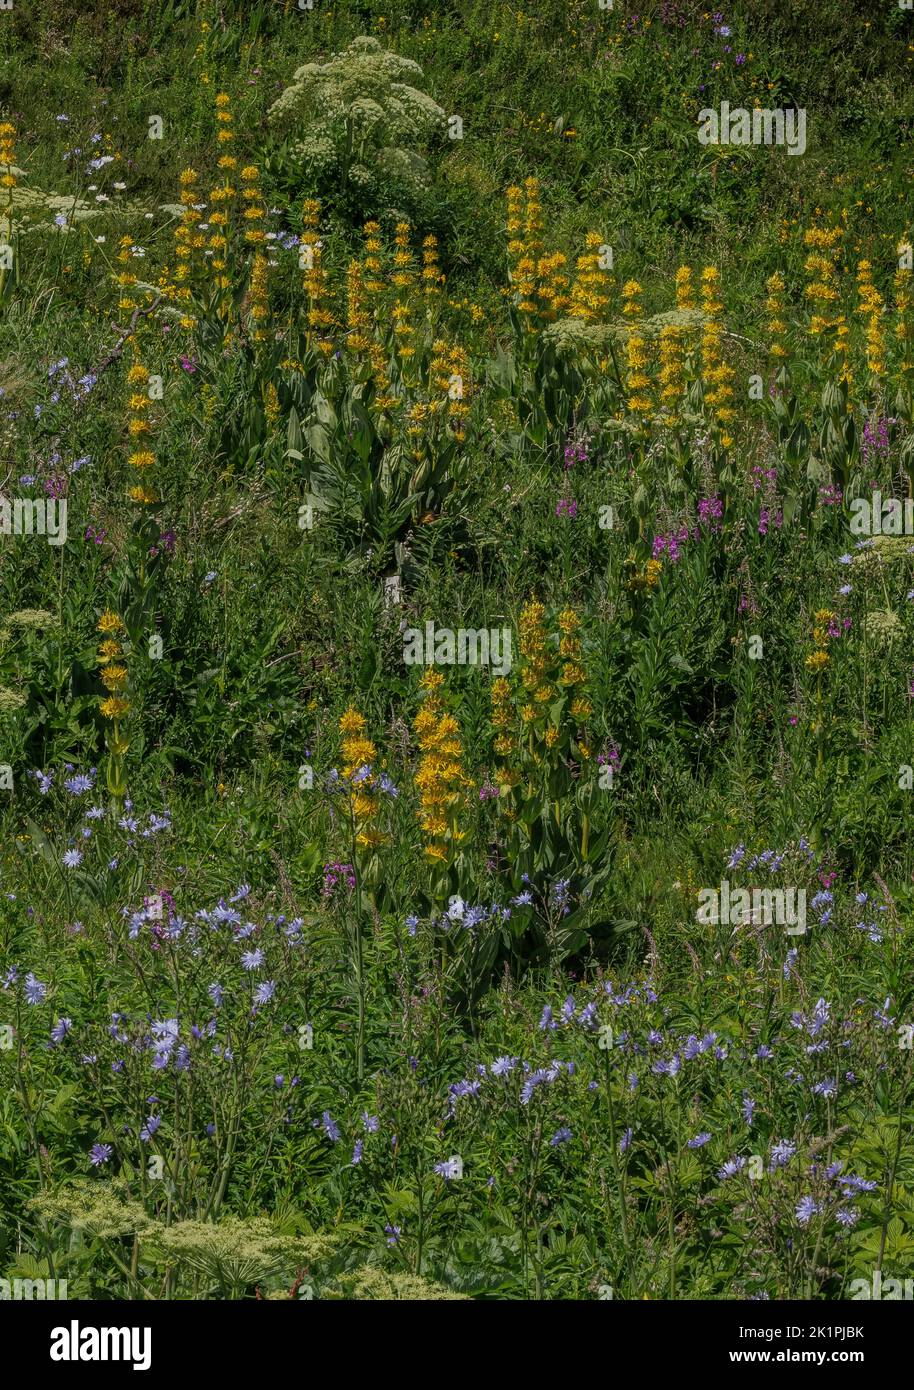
[99,695,131,720]
[100,664,129,691]
[97,609,125,634]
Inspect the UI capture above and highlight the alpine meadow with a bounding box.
[3,0,914,1315]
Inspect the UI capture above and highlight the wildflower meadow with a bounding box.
[2,0,914,1348]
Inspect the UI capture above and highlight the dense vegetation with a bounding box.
[1,0,914,1301]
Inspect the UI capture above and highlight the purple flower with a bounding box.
[351,1140,364,1165]
[241,949,264,971]
[90,1143,113,1166]
[549,1127,573,1147]
[796,1196,819,1225]
[520,1067,555,1104]
[50,1017,72,1045]
[688,1132,712,1149]
[64,773,95,795]
[253,980,276,1005]
[839,1175,878,1195]
[769,1139,796,1171]
[321,1111,340,1142]
[24,973,46,1005]
[434,1157,462,1181]
[140,1115,161,1142]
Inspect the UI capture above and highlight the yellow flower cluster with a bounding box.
[506,180,570,329]
[97,610,130,724]
[856,260,884,379]
[214,90,234,146]
[302,199,334,354]
[558,607,589,706]
[519,599,552,721]
[248,252,269,343]
[765,271,788,362]
[622,279,643,320]
[392,298,415,362]
[115,234,139,315]
[125,355,158,503]
[514,600,590,753]
[413,670,470,861]
[896,242,914,386]
[490,676,516,763]
[430,339,471,440]
[628,557,663,591]
[345,259,371,355]
[241,163,266,247]
[675,265,695,311]
[626,329,653,422]
[805,608,833,673]
[569,232,612,323]
[339,707,386,848]
[173,168,203,326]
[803,224,843,347]
[657,324,684,426]
[422,234,445,302]
[391,220,416,292]
[700,267,735,442]
[0,122,16,191]
[363,219,385,296]
[207,95,238,299]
